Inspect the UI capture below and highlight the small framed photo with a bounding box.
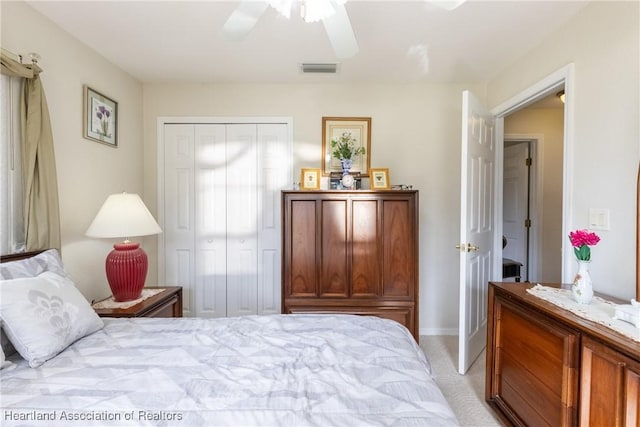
[370,168,390,189]
[300,168,321,190]
[84,85,117,147]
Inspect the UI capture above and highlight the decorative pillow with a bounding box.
[0,272,104,368]
[0,249,69,280]
[0,322,16,357]
[0,321,12,370]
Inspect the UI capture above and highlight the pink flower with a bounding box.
[569,229,600,248]
[568,229,600,261]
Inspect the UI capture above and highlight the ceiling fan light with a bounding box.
[266,0,293,19]
[302,0,336,23]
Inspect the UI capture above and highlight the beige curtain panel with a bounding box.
[1,52,61,252]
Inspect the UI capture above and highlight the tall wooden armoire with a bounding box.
[282,190,419,339]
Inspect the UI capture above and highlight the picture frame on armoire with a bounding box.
[300,168,321,190]
[370,168,390,189]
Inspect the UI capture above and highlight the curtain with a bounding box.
[1,52,61,252]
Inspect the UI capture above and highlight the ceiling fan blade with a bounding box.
[222,0,269,41]
[322,2,359,59]
[430,0,467,11]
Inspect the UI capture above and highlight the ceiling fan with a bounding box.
[222,0,359,59]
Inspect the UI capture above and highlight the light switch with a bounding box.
[588,208,610,230]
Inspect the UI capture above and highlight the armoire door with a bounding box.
[161,121,290,318]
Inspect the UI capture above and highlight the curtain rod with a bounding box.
[1,48,41,64]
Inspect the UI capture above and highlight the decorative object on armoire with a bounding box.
[568,229,600,304]
[329,172,361,190]
[300,168,321,190]
[370,168,390,189]
[83,86,117,147]
[86,192,162,302]
[340,158,353,175]
[322,117,371,177]
[330,131,365,175]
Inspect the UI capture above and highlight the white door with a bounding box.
[195,124,227,317]
[256,124,289,315]
[162,121,290,318]
[503,142,529,280]
[458,90,496,375]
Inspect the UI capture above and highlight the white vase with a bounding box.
[572,260,593,304]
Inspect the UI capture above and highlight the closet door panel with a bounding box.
[162,120,290,319]
[163,124,195,315]
[195,124,227,317]
[226,124,258,316]
[257,124,288,314]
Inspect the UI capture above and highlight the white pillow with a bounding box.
[0,249,69,280]
[0,272,104,367]
[0,322,11,370]
[1,321,16,357]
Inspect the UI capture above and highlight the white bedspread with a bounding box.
[1,314,458,426]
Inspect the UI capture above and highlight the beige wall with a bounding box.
[1,2,144,301]
[488,1,639,299]
[143,82,484,333]
[505,107,564,283]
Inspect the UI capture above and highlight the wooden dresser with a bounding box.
[486,282,640,426]
[282,190,419,339]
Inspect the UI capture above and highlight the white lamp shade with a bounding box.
[86,193,162,239]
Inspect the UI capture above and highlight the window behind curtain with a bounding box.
[0,74,25,254]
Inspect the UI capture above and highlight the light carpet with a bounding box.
[419,335,503,427]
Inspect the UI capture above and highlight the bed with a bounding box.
[0,250,458,426]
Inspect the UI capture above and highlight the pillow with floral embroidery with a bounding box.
[0,272,104,367]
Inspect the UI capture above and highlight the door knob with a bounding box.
[456,243,480,252]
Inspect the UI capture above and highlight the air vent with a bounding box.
[300,63,339,74]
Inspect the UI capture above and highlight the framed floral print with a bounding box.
[300,168,321,190]
[322,117,371,177]
[370,168,390,189]
[84,85,117,147]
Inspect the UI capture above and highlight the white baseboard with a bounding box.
[419,327,458,336]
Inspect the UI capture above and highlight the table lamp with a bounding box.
[86,192,162,302]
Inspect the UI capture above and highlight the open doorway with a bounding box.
[501,92,565,283]
[459,65,573,375]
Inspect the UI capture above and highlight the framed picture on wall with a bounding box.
[300,168,321,190]
[322,117,371,177]
[370,168,390,189]
[83,85,117,147]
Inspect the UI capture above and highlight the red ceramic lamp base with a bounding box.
[105,241,148,302]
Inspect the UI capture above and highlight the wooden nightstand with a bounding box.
[92,286,183,318]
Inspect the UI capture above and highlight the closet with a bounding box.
[159,120,291,317]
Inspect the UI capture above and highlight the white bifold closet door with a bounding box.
[162,123,289,317]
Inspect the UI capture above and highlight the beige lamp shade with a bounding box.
[86,192,162,239]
